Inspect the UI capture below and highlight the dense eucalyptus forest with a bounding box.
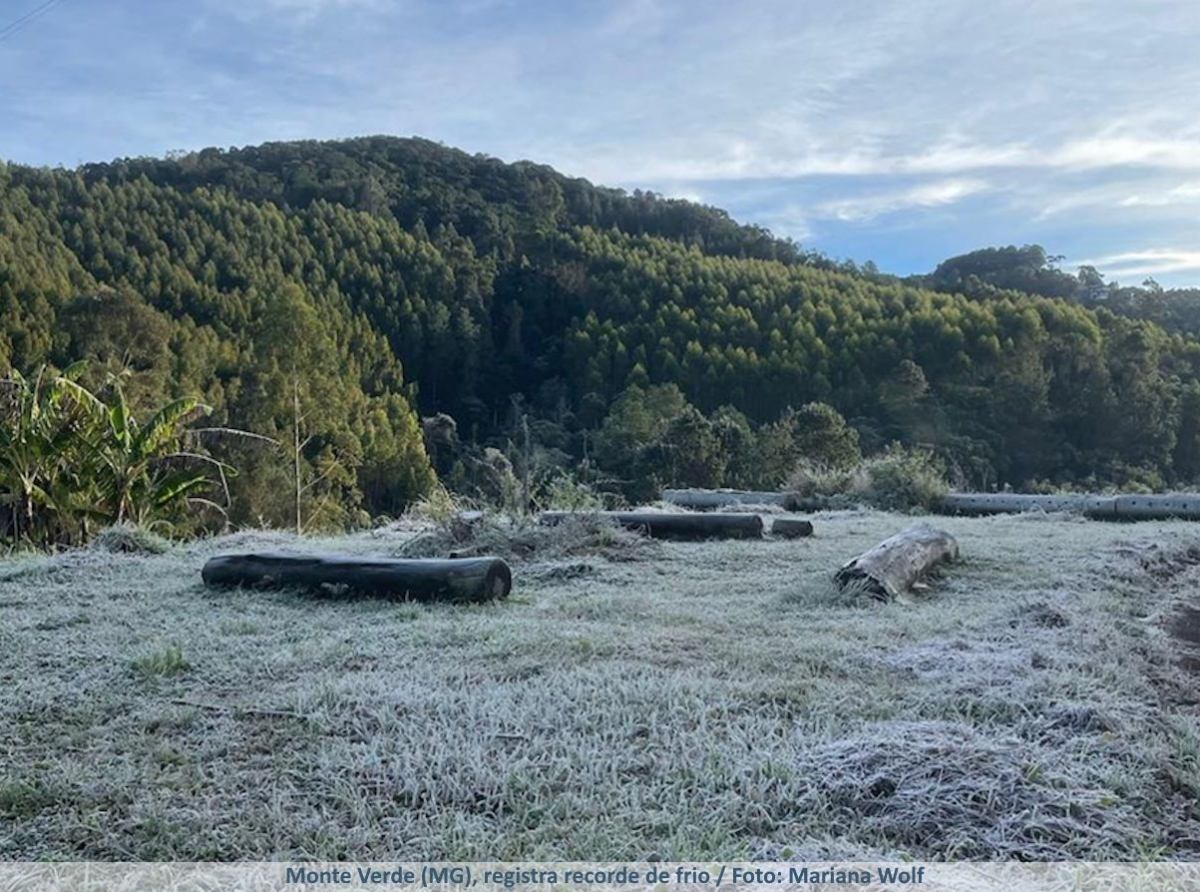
[4,135,1200,535]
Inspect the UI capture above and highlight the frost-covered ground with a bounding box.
[2,511,1199,860]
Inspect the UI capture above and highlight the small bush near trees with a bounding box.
[786,444,950,512]
[860,444,951,512]
[537,474,608,512]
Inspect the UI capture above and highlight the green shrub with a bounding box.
[859,444,950,511]
[406,483,471,525]
[785,444,950,512]
[785,460,861,504]
[536,474,607,511]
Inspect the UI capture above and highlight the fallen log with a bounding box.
[938,492,1118,518]
[771,517,814,539]
[940,492,1085,515]
[939,491,1200,520]
[538,511,764,540]
[835,523,959,600]
[1113,494,1200,520]
[661,488,793,511]
[201,552,512,602]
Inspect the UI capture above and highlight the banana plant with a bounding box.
[0,363,239,545]
[0,363,99,544]
[88,385,221,526]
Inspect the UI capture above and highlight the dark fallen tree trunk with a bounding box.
[771,517,814,539]
[201,552,512,602]
[538,511,764,540]
[835,524,959,600]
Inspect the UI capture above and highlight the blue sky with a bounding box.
[4,0,1200,285]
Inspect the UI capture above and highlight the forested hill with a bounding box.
[75,137,808,266]
[3,136,1200,529]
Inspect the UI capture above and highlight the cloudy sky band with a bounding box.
[3,0,1199,283]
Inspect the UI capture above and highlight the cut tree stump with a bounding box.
[538,511,764,540]
[834,523,959,600]
[771,517,814,539]
[201,552,512,602]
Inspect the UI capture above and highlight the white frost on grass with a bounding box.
[1,512,1198,859]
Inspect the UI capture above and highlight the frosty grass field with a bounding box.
[2,509,1200,861]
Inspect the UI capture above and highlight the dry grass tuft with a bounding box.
[92,524,172,555]
[398,512,662,563]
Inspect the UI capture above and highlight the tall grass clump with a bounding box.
[785,461,861,508]
[91,523,172,555]
[131,643,191,678]
[400,510,658,563]
[535,473,609,511]
[786,444,950,512]
[406,483,473,525]
[859,444,950,511]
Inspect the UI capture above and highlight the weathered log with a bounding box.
[771,517,814,539]
[1113,494,1200,520]
[939,492,1117,517]
[661,488,793,511]
[538,511,764,540]
[201,552,512,602]
[938,491,1200,520]
[835,524,959,600]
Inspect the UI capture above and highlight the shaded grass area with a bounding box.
[2,512,1200,859]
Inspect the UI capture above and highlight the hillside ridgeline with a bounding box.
[3,137,1200,532]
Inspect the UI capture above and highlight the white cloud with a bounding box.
[753,204,813,242]
[1074,249,1200,279]
[578,131,1200,190]
[1049,135,1200,173]
[1120,182,1200,208]
[1004,172,1200,222]
[814,178,989,222]
[205,0,390,24]
[656,186,706,204]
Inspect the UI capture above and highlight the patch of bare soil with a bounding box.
[1170,605,1200,674]
[1114,540,1200,675]
[1137,542,1200,586]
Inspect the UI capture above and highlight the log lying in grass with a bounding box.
[939,492,1117,517]
[939,491,1200,520]
[835,523,959,600]
[661,488,796,511]
[1113,494,1200,520]
[538,511,764,540]
[201,552,512,602]
[770,517,814,539]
